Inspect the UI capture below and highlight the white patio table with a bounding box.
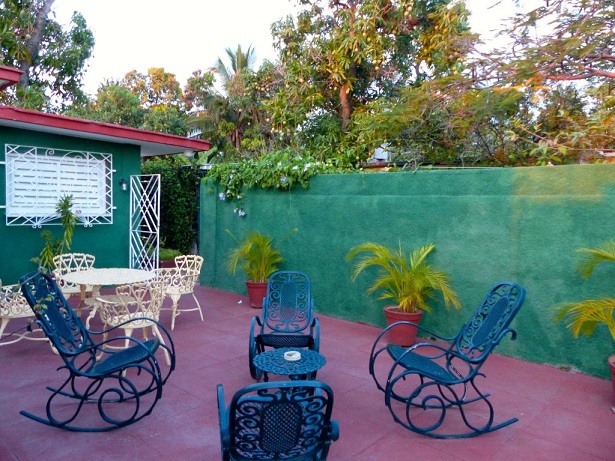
[62,268,155,300]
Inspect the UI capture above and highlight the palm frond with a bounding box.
[556,298,615,343]
[347,241,459,314]
[577,241,615,278]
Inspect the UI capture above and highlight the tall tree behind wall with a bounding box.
[0,0,95,111]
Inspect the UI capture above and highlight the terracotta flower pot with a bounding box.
[383,306,423,347]
[245,280,268,309]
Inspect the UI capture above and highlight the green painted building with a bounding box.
[0,99,210,285]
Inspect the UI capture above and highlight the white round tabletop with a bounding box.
[62,268,155,286]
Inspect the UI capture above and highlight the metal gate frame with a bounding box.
[129,174,160,270]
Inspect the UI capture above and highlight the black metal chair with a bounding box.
[217,380,339,461]
[18,270,175,432]
[369,281,526,439]
[249,271,320,380]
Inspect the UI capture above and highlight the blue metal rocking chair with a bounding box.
[217,380,339,460]
[19,270,175,432]
[249,271,320,380]
[369,281,526,439]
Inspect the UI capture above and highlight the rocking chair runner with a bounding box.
[19,270,175,432]
[249,271,320,380]
[217,380,339,461]
[369,281,526,439]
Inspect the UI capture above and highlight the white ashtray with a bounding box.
[283,350,302,361]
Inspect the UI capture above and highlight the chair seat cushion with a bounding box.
[258,333,313,348]
[93,338,160,374]
[387,345,456,382]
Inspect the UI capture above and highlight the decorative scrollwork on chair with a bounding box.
[217,380,339,460]
[19,270,175,432]
[249,271,320,380]
[156,254,204,330]
[52,252,96,314]
[369,281,526,439]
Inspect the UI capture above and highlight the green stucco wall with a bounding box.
[0,127,141,284]
[201,164,615,378]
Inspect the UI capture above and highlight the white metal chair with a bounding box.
[157,254,204,330]
[0,282,46,346]
[86,279,171,365]
[52,252,96,314]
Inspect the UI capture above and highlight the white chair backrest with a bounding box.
[175,255,203,273]
[53,253,96,276]
[97,280,164,325]
[0,283,32,318]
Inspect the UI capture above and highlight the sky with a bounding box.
[53,0,541,95]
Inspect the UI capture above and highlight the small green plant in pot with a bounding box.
[225,230,285,308]
[347,241,461,345]
[555,240,615,408]
[32,195,77,272]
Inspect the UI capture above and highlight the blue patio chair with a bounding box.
[249,271,320,380]
[217,380,339,461]
[369,281,526,439]
[18,270,175,432]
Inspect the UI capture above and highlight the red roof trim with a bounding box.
[0,66,23,90]
[0,105,211,151]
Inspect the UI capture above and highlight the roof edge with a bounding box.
[0,104,211,152]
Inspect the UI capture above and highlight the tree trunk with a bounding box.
[18,0,56,88]
[339,85,352,131]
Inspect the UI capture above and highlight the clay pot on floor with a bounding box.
[383,306,424,347]
[245,280,268,309]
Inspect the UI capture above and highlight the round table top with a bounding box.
[253,347,326,377]
[61,268,155,286]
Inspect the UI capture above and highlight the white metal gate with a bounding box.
[129,174,160,270]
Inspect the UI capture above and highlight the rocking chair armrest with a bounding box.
[386,321,455,342]
[311,318,320,351]
[217,385,231,450]
[250,315,264,332]
[328,420,340,441]
[390,342,450,370]
[95,333,158,357]
[494,327,517,345]
[373,321,454,356]
[91,316,176,356]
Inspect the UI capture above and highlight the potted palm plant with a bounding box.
[225,230,284,308]
[31,195,77,272]
[555,240,615,408]
[347,241,461,346]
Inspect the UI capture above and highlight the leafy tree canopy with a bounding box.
[0,0,94,111]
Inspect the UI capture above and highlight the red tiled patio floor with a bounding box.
[1,284,614,460]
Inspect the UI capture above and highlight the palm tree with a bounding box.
[214,45,257,95]
[556,241,615,342]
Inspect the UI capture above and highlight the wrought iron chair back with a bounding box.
[369,281,526,438]
[18,270,175,432]
[453,283,525,364]
[263,271,313,333]
[217,381,339,461]
[249,271,320,380]
[21,271,95,359]
[52,252,96,312]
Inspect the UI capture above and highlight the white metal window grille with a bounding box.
[5,144,114,227]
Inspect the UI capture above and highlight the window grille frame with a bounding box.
[4,144,115,227]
